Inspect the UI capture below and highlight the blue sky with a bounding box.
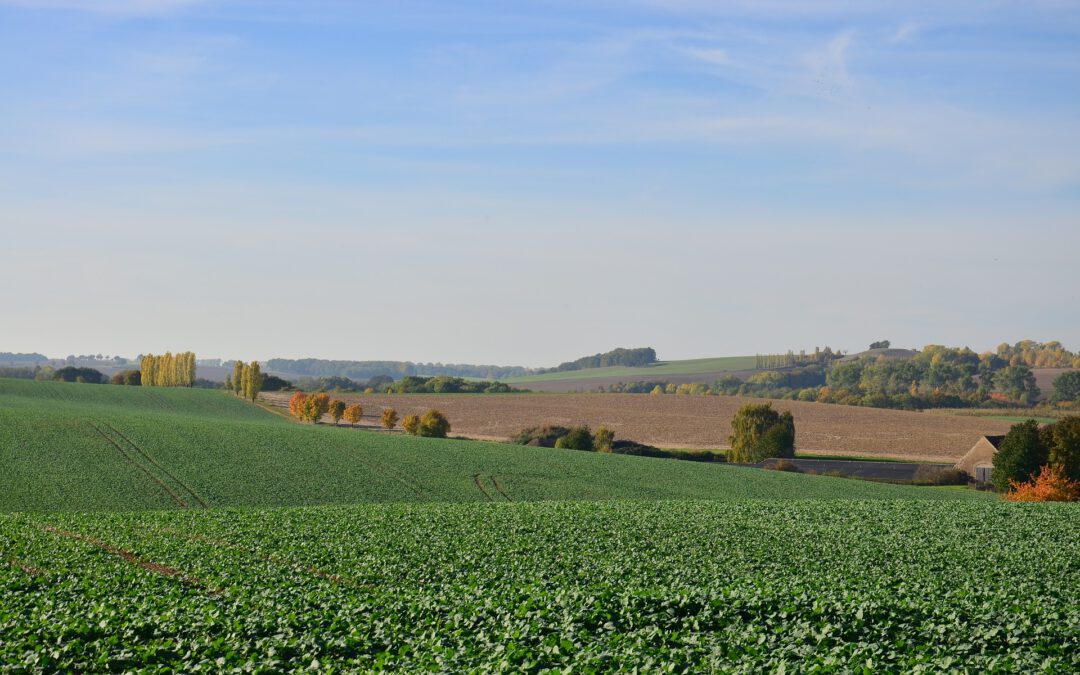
[1,0,1078,365]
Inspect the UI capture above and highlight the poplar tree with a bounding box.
[248,362,263,402]
[232,361,244,396]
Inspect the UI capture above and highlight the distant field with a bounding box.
[269,391,1016,463]
[0,378,977,512]
[503,356,758,387]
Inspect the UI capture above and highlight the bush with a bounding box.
[554,426,593,451]
[343,403,363,424]
[728,403,796,463]
[419,409,450,438]
[769,459,802,473]
[53,366,105,384]
[300,392,330,423]
[381,408,399,429]
[595,426,614,452]
[110,370,142,386]
[912,465,968,486]
[402,414,421,436]
[512,425,571,447]
[1006,464,1080,501]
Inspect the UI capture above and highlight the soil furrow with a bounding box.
[490,476,513,502]
[472,474,494,501]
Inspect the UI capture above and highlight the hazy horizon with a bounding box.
[2,1,1078,366]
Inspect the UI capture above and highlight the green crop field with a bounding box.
[0,378,985,512]
[2,501,1076,671]
[4,377,1075,672]
[503,356,758,384]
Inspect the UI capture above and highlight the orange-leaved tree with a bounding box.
[288,392,308,419]
[1006,464,1080,502]
[381,408,399,429]
[301,392,331,423]
[343,403,363,425]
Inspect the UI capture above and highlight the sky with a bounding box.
[1,0,1078,366]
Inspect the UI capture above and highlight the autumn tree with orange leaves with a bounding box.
[1006,464,1080,502]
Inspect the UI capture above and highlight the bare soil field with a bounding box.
[261,392,1015,463]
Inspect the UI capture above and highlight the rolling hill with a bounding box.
[0,378,986,512]
[503,355,759,391]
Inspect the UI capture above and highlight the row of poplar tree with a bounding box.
[225,361,263,402]
[140,352,197,387]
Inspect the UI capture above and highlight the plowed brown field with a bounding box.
[261,393,1015,463]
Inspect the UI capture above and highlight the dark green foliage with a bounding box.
[418,409,451,438]
[869,340,891,349]
[729,403,795,463]
[259,374,293,391]
[540,347,657,374]
[292,376,366,392]
[1051,371,1080,403]
[993,365,1040,404]
[390,375,526,394]
[110,370,141,385]
[512,425,572,447]
[52,366,105,384]
[554,426,594,451]
[992,420,1050,491]
[1048,416,1080,481]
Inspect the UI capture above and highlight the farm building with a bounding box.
[955,435,1005,484]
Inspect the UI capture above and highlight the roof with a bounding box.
[984,435,1006,448]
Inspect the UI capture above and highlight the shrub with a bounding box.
[770,459,802,473]
[595,426,614,452]
[1006,464,1080,502]
[381,408,399,429]
[110,370,142,386]
[53,366,105,384]
[328,400,346,425]
[728,403,795,463]
[512,425,571,447]
[343,403,363,424]
[419,409,451,438]
[912,465,968,486]
[554,426,593,451]
[402,414,421,435]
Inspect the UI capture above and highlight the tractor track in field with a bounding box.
[490,476,513,502]
[472,474,494,501]
[100,422,208,508]
[37,524,212,592]
[89,422,189,509]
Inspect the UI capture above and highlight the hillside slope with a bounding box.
[0,378,988,512]
[502,356,758,391]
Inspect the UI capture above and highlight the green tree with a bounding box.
[993,365,1040,404]
[1050,371,1080,403]
[232,361,244,396]
[728,402,795,463]
[224,374,232,392]
[992,419,1050,491]
[1049,416,1080,481]
[247,361,263,402]
[419,409,451,438]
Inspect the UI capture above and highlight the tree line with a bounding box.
[538,347,657,374]
[225,361,263,402]
[265,358,530,381]
[141,352,197,387]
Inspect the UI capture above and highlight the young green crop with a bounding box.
[1,500,1076,671]
[0,378,990,511]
